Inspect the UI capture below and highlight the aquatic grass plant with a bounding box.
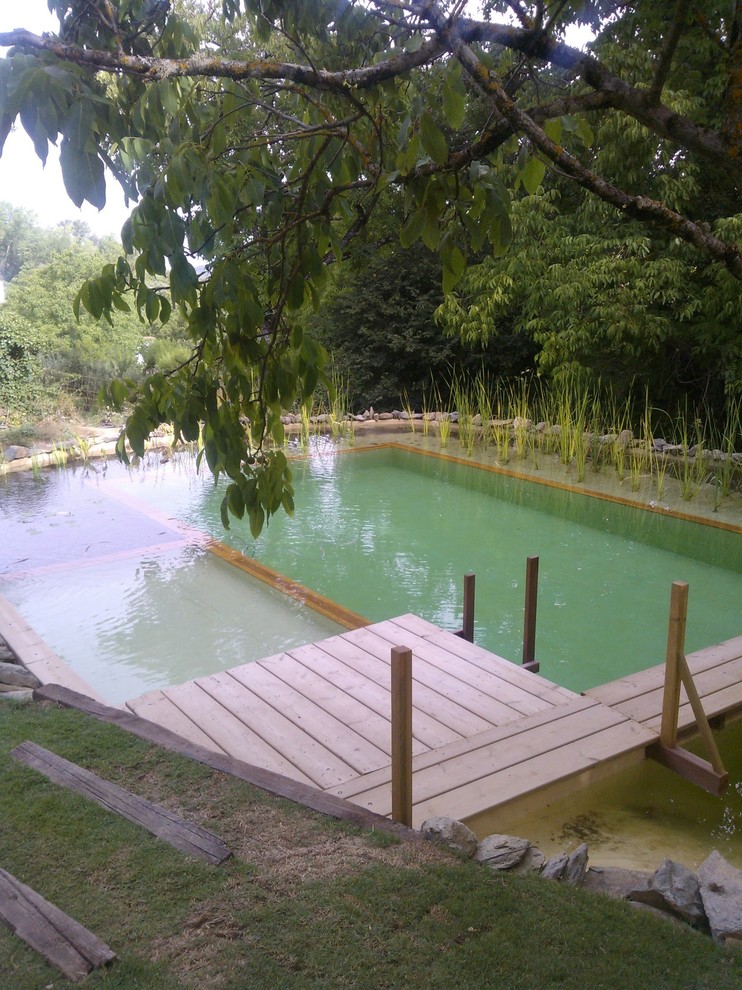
[450,374,477,455]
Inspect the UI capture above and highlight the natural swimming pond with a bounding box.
[1,441,740,703]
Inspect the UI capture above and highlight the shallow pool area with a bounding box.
[471,718,742,871]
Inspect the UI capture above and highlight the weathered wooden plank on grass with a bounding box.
[0,867,116,982]
[33,684,422,841]
[11,741,231,865]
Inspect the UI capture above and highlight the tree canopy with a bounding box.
[1,1,741,529]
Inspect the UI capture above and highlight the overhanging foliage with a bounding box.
[1,1,740,527]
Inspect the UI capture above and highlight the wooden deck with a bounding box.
[124,613,677,829]
[585,634,742,735]
[5,589,741,830]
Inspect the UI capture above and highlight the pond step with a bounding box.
[0,867,116,982]
[11,741,232,865]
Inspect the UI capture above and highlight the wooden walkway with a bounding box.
[124,615,742,830]
[5,591,741,830]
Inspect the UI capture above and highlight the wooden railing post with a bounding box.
[462,572,475,643]
[650,580,728,796]
[522,556,540,672]
[391,646,413,826]
[659,581,687,748]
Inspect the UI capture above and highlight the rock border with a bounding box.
[421,816,742,945]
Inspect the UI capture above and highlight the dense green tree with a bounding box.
[0,309,43,421]
[1,2,741,528]
[309,241,536,409]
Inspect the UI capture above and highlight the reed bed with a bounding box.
[408,373,742,509]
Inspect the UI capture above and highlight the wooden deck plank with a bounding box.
[160,681,316,786]
[335,700,630,808]
[589,656,742,726]
[586,636,742,707]
[310,635,464,748]
[375,617,561,718]
[282,643,432,756]
[125,693,229,753]
[0,868,116,982]
[328,696,601,799]
[399,618,577,705]
[12,742,231,865]
[408,718,655,826]
[227,661,390,774]
[340,625,512,733]
[195,671,358,789]
[255,651,396,756]
[645,681,742,734]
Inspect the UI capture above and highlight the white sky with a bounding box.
[0,0,130,237]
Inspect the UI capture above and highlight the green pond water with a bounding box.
[2,442,739,699]
[126,442,741,694]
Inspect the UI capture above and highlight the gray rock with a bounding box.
[629,858,706,927]
[698,850,742,944]
[541,852,569,880]
[510,846,546,874]
[0,689,33,703]
[0,661,39,688]
[563,843,589,885]
[377,412,394,420]
[472,414,482,427]
[475,833,530,871]
[0,644,16,662]
[421,817,478,859]
[3,445,31,461]
[618,429,633,446]
[582,866,652,900]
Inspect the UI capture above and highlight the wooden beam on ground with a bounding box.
[33,684,422,841]
[0,868,116,983]
[11,742,231,865]
[391,647,413,826]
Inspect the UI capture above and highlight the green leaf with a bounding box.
[420,113,448,166]
[400,208,425,248]
[520,156,546,195]
[442,80,466,131]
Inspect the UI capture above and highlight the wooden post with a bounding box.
[651,580,728,796]
[659,581,687,748]
[391,646,413,827]
[522,556,540,672]
[462,572,475,643]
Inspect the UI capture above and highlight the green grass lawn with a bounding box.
[0,699,739,989]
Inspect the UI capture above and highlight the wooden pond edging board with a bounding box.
[0,867,116,983]
[0,594,105,703]
[11,742,231,865]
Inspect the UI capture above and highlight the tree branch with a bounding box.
[427,4,742,280]
[647,1,688,104]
